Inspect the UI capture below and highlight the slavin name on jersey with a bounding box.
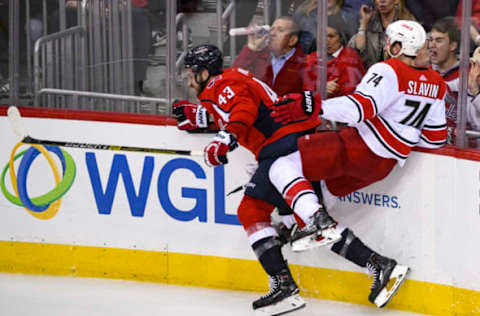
[407,81,439,98]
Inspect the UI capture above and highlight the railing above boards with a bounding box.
[37,88,168,115]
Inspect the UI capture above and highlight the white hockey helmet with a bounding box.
[385,20,427,58]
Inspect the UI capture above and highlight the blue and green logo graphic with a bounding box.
[1,142,76,220]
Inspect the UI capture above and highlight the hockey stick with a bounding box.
[7,106,203,156]
[226,184,245,196]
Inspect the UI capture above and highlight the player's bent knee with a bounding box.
[237,195,275,230]
[237,195,278,245]
[269,151,303,189]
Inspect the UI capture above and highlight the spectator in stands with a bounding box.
[303,14,365,98]
[429,17,480,144]
[428,17,461,132]
[232,16,307,96]
[293,0,359,46]
[228,1,300,54]
[348,0,416,70]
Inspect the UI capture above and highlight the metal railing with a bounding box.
[175,13,189,70]
[38,88,168,114]
[79,0,134,96]
[34,26,86,107]
[216,0,235,62]
[29,0,171,113]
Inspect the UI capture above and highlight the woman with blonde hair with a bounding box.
[348,0,416,69]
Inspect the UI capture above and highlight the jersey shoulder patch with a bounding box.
[206,75,222,89]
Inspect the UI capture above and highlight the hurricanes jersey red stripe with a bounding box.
[284,179,315,208]
[351,93,377,121]
[422,127,447,143]
[369,116,413,157]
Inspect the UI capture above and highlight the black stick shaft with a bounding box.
[21,136,198,156]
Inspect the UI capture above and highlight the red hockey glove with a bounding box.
[204,130,238,167]
[172,100,209,130]
[271,91,322,124]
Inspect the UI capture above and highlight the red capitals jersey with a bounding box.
[198,68,321,158]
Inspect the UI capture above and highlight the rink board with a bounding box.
[0,108,479,315]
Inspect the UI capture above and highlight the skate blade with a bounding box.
[374,265,410,308]
[291,227,342,252]
[254,294,306,316]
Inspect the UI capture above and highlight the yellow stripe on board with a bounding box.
[0,241,478,315]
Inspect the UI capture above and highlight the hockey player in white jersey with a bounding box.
[268,20,447,308]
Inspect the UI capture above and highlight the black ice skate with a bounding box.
[290,206,341,252]
[253,269,305,316]
[367,253,410,308]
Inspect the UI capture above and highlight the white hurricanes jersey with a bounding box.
[322,58,448,166]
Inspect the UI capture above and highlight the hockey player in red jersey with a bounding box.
[172,44,325,315]
[268,20,448,308]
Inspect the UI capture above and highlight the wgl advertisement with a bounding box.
[1,143,240,226]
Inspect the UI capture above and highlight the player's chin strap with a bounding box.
[387,41,403,58]
[387,45,416,61]
[194,71,211,94]
[386,42,403,59]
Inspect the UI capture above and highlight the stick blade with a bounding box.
[7,106,28,139]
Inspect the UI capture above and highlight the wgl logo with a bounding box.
[1,143,76,220]
[85,153,240,225]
